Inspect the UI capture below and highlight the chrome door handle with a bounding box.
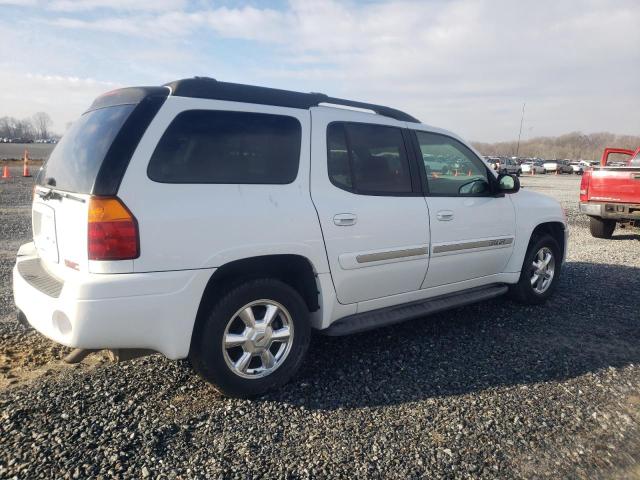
[436,210,454,221]
[333,213,357,226]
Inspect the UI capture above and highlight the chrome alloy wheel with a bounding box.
[530,246,555,294]
[222,300,294,379]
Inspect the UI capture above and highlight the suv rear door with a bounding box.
[310,108,430,304]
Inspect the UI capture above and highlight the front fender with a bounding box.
[504,189,567,273]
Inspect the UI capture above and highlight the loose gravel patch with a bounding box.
[1,174,639,479]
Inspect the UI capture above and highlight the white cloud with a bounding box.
[3,0,640,140]
[47,0,186,12]
[48,11,203,37]
[0,72,120,131]
[0,0,36,5]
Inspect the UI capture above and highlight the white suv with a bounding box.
[13,78,568,397]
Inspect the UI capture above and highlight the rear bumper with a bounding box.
[13,244,213,359]
[579,201,640,221]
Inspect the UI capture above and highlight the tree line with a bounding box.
[472,132,640,161]
[0,112,54,141]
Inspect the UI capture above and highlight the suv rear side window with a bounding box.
[327,122,412,195]
[415,131,489,196]
[148,110,301,184]
[38,104,135,193]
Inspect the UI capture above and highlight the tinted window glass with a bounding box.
[327,123,352,190]
[327,122,412,194]
[38,104,135,193]
[416,131,489,196]
[148,110,301,184]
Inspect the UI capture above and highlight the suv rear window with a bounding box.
[37,104,135,193]
[147,110,301,184]
[327,122,412,194]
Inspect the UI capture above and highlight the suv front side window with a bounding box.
[415,131,490,196]
[327,122,413,195]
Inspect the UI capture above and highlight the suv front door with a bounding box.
[310,109,430,304]
[413,130,516,288]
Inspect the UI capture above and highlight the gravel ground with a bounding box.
[1,173,639,479]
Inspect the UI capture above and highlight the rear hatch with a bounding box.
[33,104,138,277]
[31,86,167,278]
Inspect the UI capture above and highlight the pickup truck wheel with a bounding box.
[509,234,561,305]
[190,278,311,398]
[589,216,615,239]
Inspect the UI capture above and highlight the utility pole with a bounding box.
[515,102,526,157]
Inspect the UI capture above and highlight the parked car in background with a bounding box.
[521,160,546,175]
[485,156,500,171]
[569,161,585,175]
[543,159,573,174]
[580,146,640,238]
[496,158,522,176]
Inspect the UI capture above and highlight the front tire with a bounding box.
[510,234,562,305]
[190,278,311,398]
[589,216,615,239]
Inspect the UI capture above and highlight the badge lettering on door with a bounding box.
[487,238,508,247]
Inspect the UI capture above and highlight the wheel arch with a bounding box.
[529,221,566,263]
[505,219,567,275]
[190,254,321,350]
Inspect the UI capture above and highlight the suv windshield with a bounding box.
[37,104,135,193]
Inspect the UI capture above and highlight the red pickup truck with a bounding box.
[579,147,640,238]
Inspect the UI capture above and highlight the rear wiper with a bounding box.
[38,189,62,201]
[36,188,85,203]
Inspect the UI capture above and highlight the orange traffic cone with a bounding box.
[2,165,10,178]
[22,149,31,177]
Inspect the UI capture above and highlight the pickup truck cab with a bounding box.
[579,147,640,238]
[13,78,568,397]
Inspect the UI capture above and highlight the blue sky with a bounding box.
[0,0,639,142]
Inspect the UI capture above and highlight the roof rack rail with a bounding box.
[163,77,420,123]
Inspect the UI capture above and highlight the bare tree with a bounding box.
[472,132,640,161]
[32,112,52,140]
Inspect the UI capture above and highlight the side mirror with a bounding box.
[459,178,490,196]
[498,173,520,194]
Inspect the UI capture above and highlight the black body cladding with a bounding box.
[92,94,167,195]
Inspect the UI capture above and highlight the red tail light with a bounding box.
[579,172,590,202]
[88,197,139,260]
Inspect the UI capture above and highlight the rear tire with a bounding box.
[589,216,615,239]
[190,278,311,398]
[509,234,562,305]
